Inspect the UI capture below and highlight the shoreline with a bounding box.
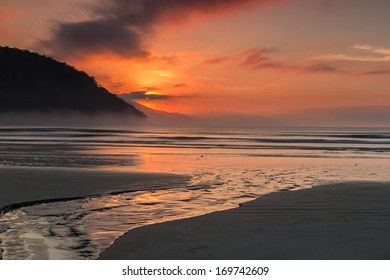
[99,181,390,260]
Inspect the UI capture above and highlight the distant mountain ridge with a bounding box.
[0,46,145,117]
[117,94,194,125]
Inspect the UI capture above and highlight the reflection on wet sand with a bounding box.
[2,156,390,259]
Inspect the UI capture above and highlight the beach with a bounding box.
[2,127,390,260]
[0,167,189,259]
[99,181,390,260]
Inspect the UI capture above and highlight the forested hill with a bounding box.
[0,46,145,117]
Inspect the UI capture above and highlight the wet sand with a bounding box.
[0,167,189,212]
[99,181,390,260]
[0,167,189,259]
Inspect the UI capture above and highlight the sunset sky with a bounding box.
[1,0,390,125]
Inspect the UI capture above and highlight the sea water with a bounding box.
[1,126,390,259]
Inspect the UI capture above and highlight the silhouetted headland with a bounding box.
[0,46,145,117]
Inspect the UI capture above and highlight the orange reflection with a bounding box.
[132,191,192,205]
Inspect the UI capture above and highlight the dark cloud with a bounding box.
[139,83,186,92]
[238,48,340,74]
[302,63,339,73]
[141,86,160,92]
[205,47,280,68]
[239,48,271,68]
[357,69,390,76]
[239,48,301,71]
[41,0,274,58]
[41,19,149,58]
[120,91,173,100]
[204,56,232,64]
[172,83,186,88]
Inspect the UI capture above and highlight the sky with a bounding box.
[1,0,390,126]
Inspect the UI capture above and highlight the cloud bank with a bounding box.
[41,0,276,58]
[120,91,173,100]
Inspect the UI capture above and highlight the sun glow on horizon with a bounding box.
[145,91,157,96]
[3,0,387,124]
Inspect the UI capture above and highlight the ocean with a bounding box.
[1,126,390,259]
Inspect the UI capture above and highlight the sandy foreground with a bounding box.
[0,167,190,260]
[99,181,390,260]
[0,167,189,212]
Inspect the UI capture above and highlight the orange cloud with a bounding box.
[353,44,390,55]
[314,44,390,62]
[357,69,390,76]
[314,54,390,62]
[204,56,233,65]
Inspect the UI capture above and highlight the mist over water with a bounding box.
[1,126,390,259]
[0,112,146,128]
